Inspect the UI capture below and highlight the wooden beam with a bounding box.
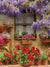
[15,23,32,25]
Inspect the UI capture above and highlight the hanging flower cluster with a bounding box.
[0,0,49,16]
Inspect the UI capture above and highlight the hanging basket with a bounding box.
[22,60,32,67]
[4,37,11,43]
[41,39,50,43]
[6,27,12,32]
[0,26,4,33]
[22,40,32,45]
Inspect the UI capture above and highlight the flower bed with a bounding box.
[0,45,49,66]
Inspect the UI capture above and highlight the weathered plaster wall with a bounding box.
[0,14,50,53]
[0,14,14,53]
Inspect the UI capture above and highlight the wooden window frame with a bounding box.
[14,12,37,40]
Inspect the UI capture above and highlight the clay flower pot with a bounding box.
[4,60,10,65]
[0,26,4,33]
[34,60,40,66]
[41,39,50,43]
[22,60,32,67]
[22,40,32,45]
[0,61,2,65]
[42,59,48,65]
[6,27,12,32]
[4,37,11,43]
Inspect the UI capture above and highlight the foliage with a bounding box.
[5,24,14,28]
[39,32,50,40]
[22,32,28,35]
[14,31,19,38]
[2,33,10,38]
[42,52,48,60]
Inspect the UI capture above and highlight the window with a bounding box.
[14,13,34,35]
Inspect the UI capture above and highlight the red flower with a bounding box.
[39,36,41,38]
[9,56,12,59]
[3,23,6,26]
[40,39,43,40]
[13,59,16,63]
[3,53,5,55]
[15,45,20,49]
[36,48,40,52]
[16,49,17,50]
[12,55,14,57]
[45,35,47,38]
[31,50,36,53]
[6,53,9,56]
[1,58,2,61]
[14,52,17,55]
[18,57,20,61]
[13,49,15,51]
[31,46,35,50]
[27,51,29,54]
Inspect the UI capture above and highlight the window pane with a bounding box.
[26,26,34,34]
[16,25,24,35]
[26,15,33,23]
[16,16,23,23]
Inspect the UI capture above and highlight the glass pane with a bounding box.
[16,16,23,23]
[26,26,34,34]
[16,25,24,35]
[26,15,33,23]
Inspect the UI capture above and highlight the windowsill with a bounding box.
[14,38,36,40]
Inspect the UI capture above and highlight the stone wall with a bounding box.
[0,14,50,54]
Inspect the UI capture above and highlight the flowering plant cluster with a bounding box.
[13,45,40,64]
[24,34,33,40]
[0,0,49,16]
[0,34,5,44]
[4,24,14,28]
[2,33,10,38]
[1,52,18,64]
[39,32,50,40]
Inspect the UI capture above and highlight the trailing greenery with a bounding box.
[14,31,19,38]
[22,32,28,35]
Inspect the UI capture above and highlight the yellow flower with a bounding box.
[35,0,39,2]
[4,1,8,6]
[15,7,19,10]
[9,4,14,8]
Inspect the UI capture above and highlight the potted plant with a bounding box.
[0,34,5,46]
[0,24,4,33]
[34,55,40,66]
[14,30,19,39]
[22,34,33,45]
[22,32,28,38]
[31,47,41,66]
[5,24,14,32]
[39,32,50,42]
[1,53,11,65]
[2,33,11,43]
[41,52,48,65]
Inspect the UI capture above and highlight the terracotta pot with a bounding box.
[22,60,32,67]
[6,27,12,32]
[34,60,40,66]
[41,39,50,42]
[0,61,2,65]
[0,26,4,32]
[22,35,25,38]
[4,60,10,65]
[22,40,32,45]
[4,37,11,43]
[42,59,48,65]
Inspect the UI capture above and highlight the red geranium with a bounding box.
[15,45,20,49]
